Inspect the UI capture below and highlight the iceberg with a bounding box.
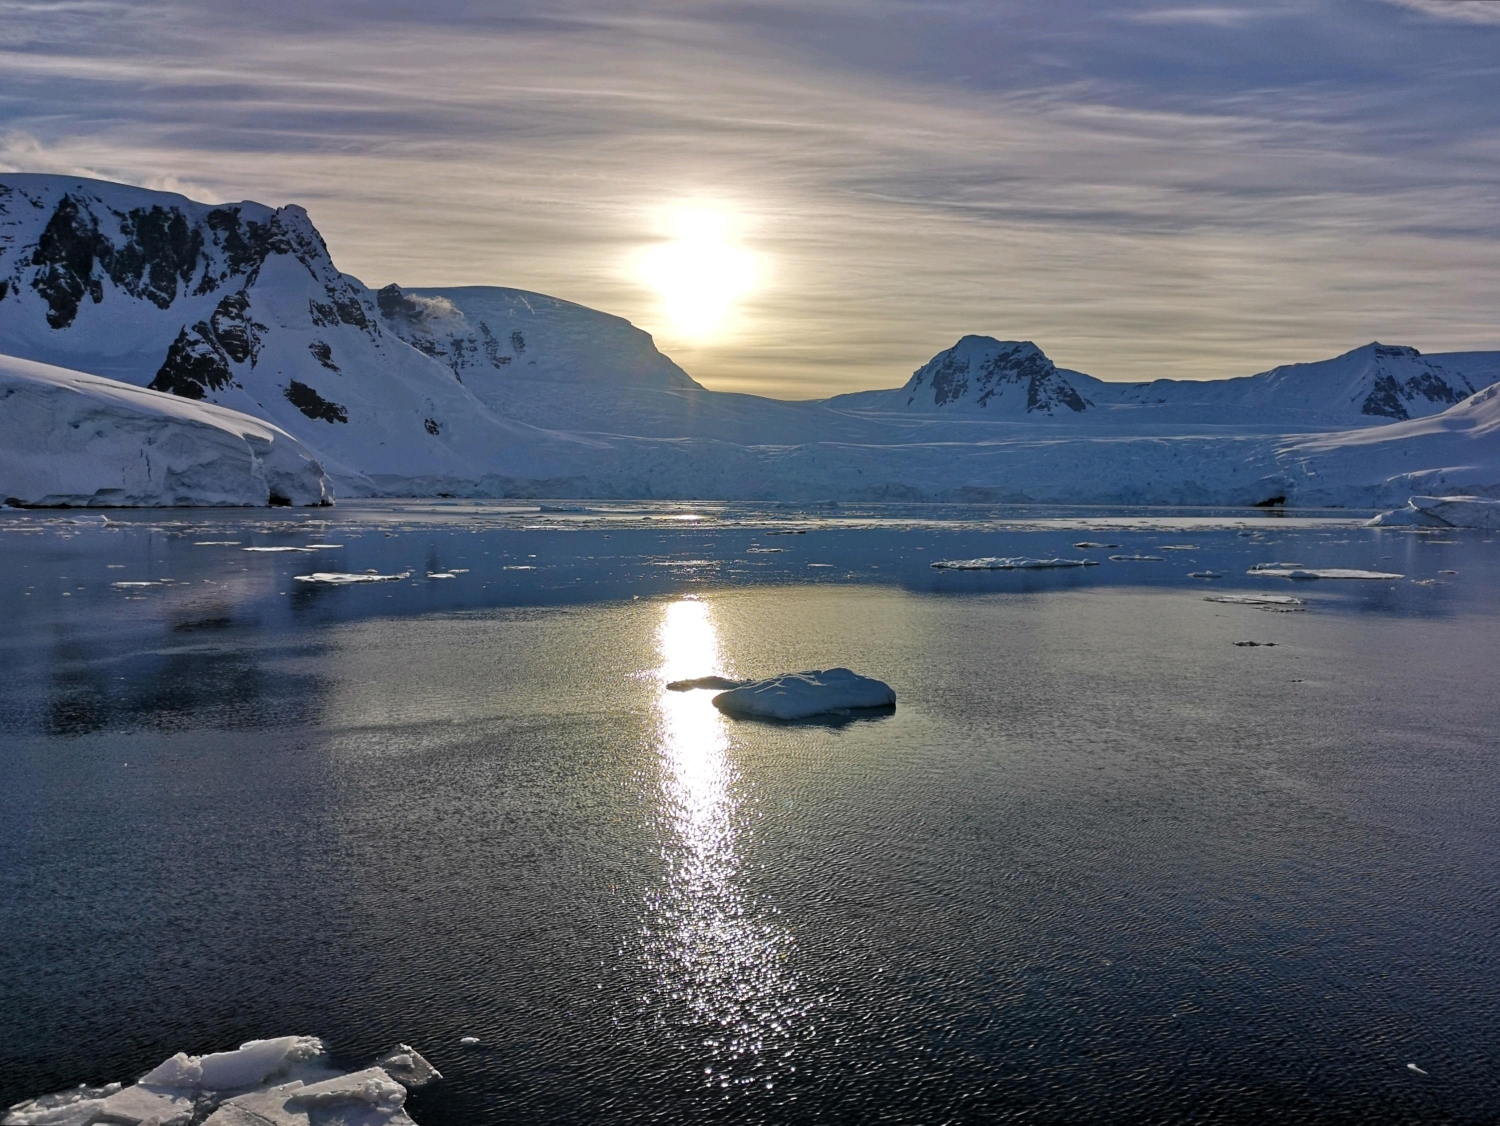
[1368,495,1500,529]
[4,1037,438,1126]
[711,668,896,720]
[930,557,1098,570]
[1205,594,1306,608]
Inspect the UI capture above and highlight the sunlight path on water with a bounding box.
[635,598,814,1096]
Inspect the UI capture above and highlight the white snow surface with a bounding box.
[0,354,330,506]
[711,668,896,720]
[1248,567,1403,580]
[1367,494,1500,529]
[4,1037,438,1126]
[4,173,1500,507]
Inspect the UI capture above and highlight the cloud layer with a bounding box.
[1,0,1498,395]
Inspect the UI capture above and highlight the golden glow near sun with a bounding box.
[636,207,758,342]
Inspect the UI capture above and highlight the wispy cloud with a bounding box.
[0,0,1497,393]
[1380,0,1500,24]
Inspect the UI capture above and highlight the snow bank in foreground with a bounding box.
[3,1036,438,1126]
[0,354,331,507]
[711,668,896,720]
[931,557,1098,570]
[1367,495,1500,529]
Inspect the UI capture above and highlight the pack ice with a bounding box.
[0,354,329,507]
[1367,495,1500,529]
[711,668,896,720]
[2,1036,439,1126]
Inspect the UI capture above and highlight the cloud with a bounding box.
[0,0,1496,394]
[1380,0,1500,23]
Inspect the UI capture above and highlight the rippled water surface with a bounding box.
[2,502,1499,1123]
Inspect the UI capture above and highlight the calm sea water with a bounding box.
[2,502,1498,1124]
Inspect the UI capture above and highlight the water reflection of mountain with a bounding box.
[39,607,329,737]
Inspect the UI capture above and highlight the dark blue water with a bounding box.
[2,503,1498,1123]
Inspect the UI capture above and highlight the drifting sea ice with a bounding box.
[3,1037,440,1126]
[930,557,1099,570]
[293,571,412,585]
[1248,566,1403,580]
[711,668,896,720]
[666,675,750,691]
[1205,594,1306,609]
[1109,554,1166,562]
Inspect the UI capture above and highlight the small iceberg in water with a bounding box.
[931,557,1098,570]
[711,668,895,721]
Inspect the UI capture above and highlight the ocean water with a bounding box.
[2,501,1498,1124]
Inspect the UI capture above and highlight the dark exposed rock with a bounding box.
[308,340,339,371]
[424,417,441,435]
[1253,495,1287,508]
[106,205,203,308]
[510,330,526,354]
[1404,370,1467,406]
[309,299,339,327]
[377,283,424,323]
[208,292,261,365]
[149,324,233,400]
[284,380,347,423]
[478,321,511,366]
[0,279,8,302]
[1361,375,1410,420]
[910,340,1089,414]
[29,194,109,328]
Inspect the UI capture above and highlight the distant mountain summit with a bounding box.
[835,336,1498,428]
[897,337,1090,415]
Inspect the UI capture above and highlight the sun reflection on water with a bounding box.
[637,598,812,1094]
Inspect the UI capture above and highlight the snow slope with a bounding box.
[0,353,330,506]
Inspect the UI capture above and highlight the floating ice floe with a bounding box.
[1205,594,1306,609]
[667,675,750,691]
[294,571,412,585]
[1108,554,1165,562]
[111,580,167,588]
[243,545,317,553]
[711,668,896,720]
[2,1036,438,1126]
[458,1037,482,1047]
[426,568,470,579]
[1248,566,1403,580]
[1188,570,1223,578]
[1368,495,1500,529]
[931,557,1098,570]
[1073,542,1119,549]
[1157,544,1199,550]
[538,504,589,514]
[194,541,241,546]
[304,543,344,549]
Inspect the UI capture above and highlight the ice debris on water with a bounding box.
[294,571,412,584]
[243,546,317,553]
[1188,570,1222,579]
[1249,566,1403,580]
[2,1035,439,1126]
[931,557,1098,570]
[667,675,750,691]
[1073,542,1119,549]
[1109,554,1165,562]
[711,668,895,721]
[1205,594,1306,610]
[1407,1063,1428,1075]
[459,1037,481,1046]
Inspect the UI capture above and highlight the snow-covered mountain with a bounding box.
[0,353,329,506]
[2,173,1498,507]
[833,335,1499,428]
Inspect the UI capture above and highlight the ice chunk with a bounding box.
[95,1084,194,1124]
[1108,554,1165,562]
[1369,495,1500,529]
[930,557,1098,570]
[293,571,412,584]
[1188,570,1222,578]
[1205,594,1305,607]
[1073,542,1119,548]
[712,668,895,720]
[666,675,749,691]
[141,1035,323,1091]
[458,1036,482,1046]
[285,1068,405,1111]
[242,546,316,553]
[374,1046,441,1089]
[1248,567,1402,580]
[2,1085,117,1126]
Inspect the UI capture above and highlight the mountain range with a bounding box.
[1,173,1498,507]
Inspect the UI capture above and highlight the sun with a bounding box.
[636,208,758,342]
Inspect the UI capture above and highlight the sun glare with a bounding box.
[636,208,758,342]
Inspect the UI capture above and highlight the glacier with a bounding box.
[0,353,330,506]
[3,173,1499,507]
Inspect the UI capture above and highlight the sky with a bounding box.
[1,0,1498,397]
